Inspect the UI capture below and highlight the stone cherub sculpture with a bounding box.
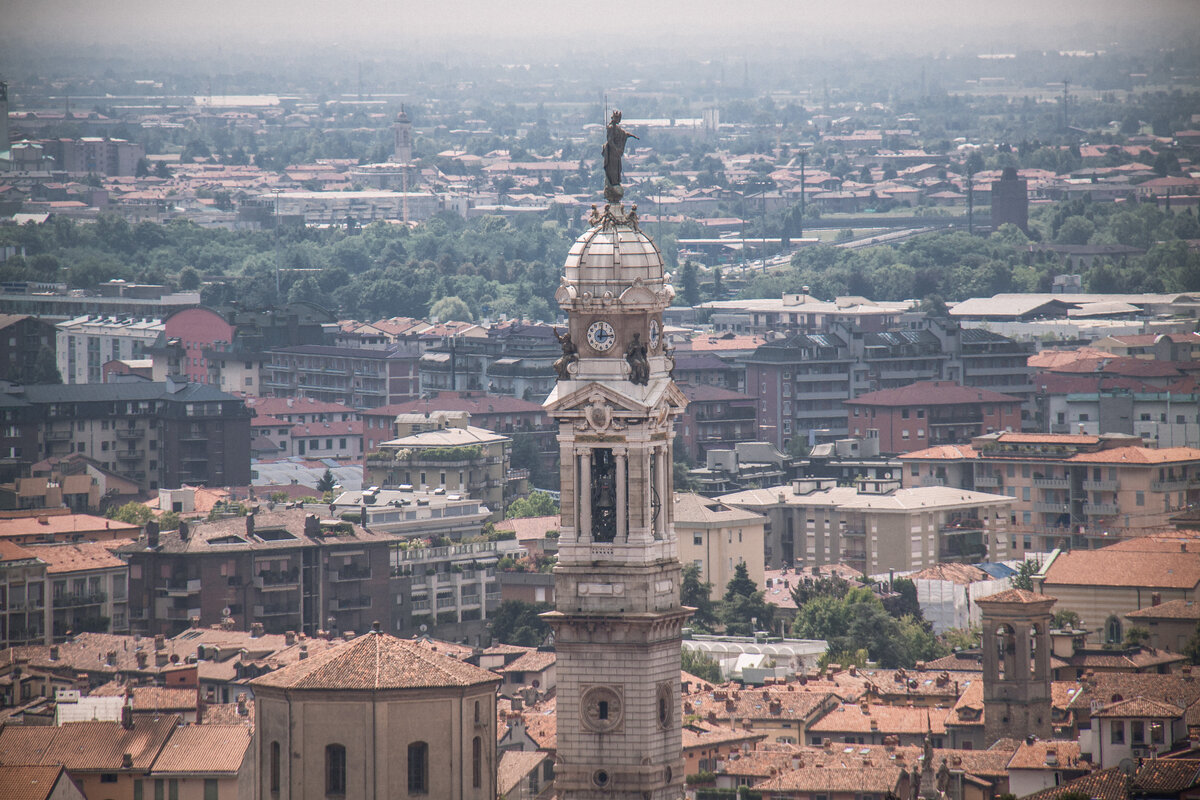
[553,327,579,380]
[625,332,650,386]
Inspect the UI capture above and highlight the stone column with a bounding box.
[579,449,592,543]
[654,444,668,540]
[615,448,628,542]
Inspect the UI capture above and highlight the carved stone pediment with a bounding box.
[545,378,688,418]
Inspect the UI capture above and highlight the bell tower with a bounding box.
[544,112,689,800]
[976,588,1055,746]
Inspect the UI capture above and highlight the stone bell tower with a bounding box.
[543,112,690,800]
[976,588,1055,746]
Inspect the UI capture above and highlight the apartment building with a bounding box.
[745,319,1033,450]
[24,540,131,641]
[120,508,511,644]
[0,280,200,321]
[1044,388,1200,446]
[365,411,515,520]
[901,431,1200,551]
[674,492,767,600]
[13,381,252,492]
[0,539,49,647]
[55,315,162,384]
[0,314,57,383]
[419,322,559,401]
[844,381,1023,455]
[720,478,1012,572]
[677,384,759,463]
[262,343,421,408]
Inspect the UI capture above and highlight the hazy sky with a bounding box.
[4,0,1199,58]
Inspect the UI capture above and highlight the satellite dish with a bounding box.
[1119,758,1135,776]
[222,606,232,617]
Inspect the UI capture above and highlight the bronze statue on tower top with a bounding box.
[602,110,638,203]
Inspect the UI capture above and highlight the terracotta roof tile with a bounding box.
[1091,697,1185,718]
[1127,598,1200,620]
[809,703,948,736]
[496,750,549,797]
[1067,446,1200,464]
[150,725,251,775]
[1043,549,1200,589]
[1006,740,1085,770]
[0,766,72,800]
[23,540,132,574]
[0,715,179,771]
[249,631,500,690]
[845,381,1022,407]
[501,650,556,675]
[976,588,1052,604]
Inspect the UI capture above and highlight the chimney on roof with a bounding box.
[49,646,59,661]
[372,620,381,634]
[156,652,169,667]
[1045,746,1058,766]
[122,752,134,767]
[106,650,117,666]
[299,645,308,660]
[154,634,166,651]
[245,514,255,538]
[237,693,248,716]
[190,616,200,629]
[511,696,524,712]
[250,622,264,638]
[304,514,320,538]
[179,520,189,541]
[1152,592,1162,606]
[145,520,159,548]
[285,631,296,646]
[136,650,148,669]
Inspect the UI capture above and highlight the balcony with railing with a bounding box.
[330,596,371,611]
[411,598,431,611]
[116,449,146,461]
[1151,478,1189,492]
[1083,502,1120,516]
[1033,477,1069,489]
[331,565,372,582]
[163,578,201,597]
[55,591,108,607]
[1084,479,1119,491]
[115,427,143,440]
[254,568,300,591]
[253,604,298,617]
[974,475,1001,488]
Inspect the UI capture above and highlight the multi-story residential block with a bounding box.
[12,381,252,492]
[677,384,759,463]
[674,492,766,600]
[0,539,49,647]
[419,322,559,401]
[0,390,44,482]
[361,392,553,470]
[1043,386,1200,446]
[0,280,200,319]
[330,488,494,539]
[119,508,511,643]
[55,315,162,384]
[720,477,1012,571]
[262,343,421,408]
[844,380,1023,455]
[0,314,57,384]
[901,431,1200,550]
[699,292,906,336]
[745,319,1033,450]
[150,302,336,396]
[40,136,146,176]
[24,540,131,641]
[365,411,515,520]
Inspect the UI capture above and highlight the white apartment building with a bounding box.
[56,315,163,384]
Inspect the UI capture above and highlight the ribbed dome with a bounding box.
[563,222,666,296]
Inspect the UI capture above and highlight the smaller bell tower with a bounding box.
[976,588,1055,745]
[391,107,412,164]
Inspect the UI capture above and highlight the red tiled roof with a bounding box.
[976,588,1052,604]
[899,444,978,461]
[150,726,251,775]
[249,631,500,690]
[0,715,180,771]
[845,381,1021,407]
[0,766,72,800]
[0,514,139,539]
[23,540,131,574]
[1067,446,1200,464]
[1044,549,1200,589]
[1126,598,1200,620]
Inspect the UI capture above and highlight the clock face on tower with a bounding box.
[649,319,661,351]
[586,320,617,352]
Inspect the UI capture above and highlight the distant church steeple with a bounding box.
[391,106,412,164]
